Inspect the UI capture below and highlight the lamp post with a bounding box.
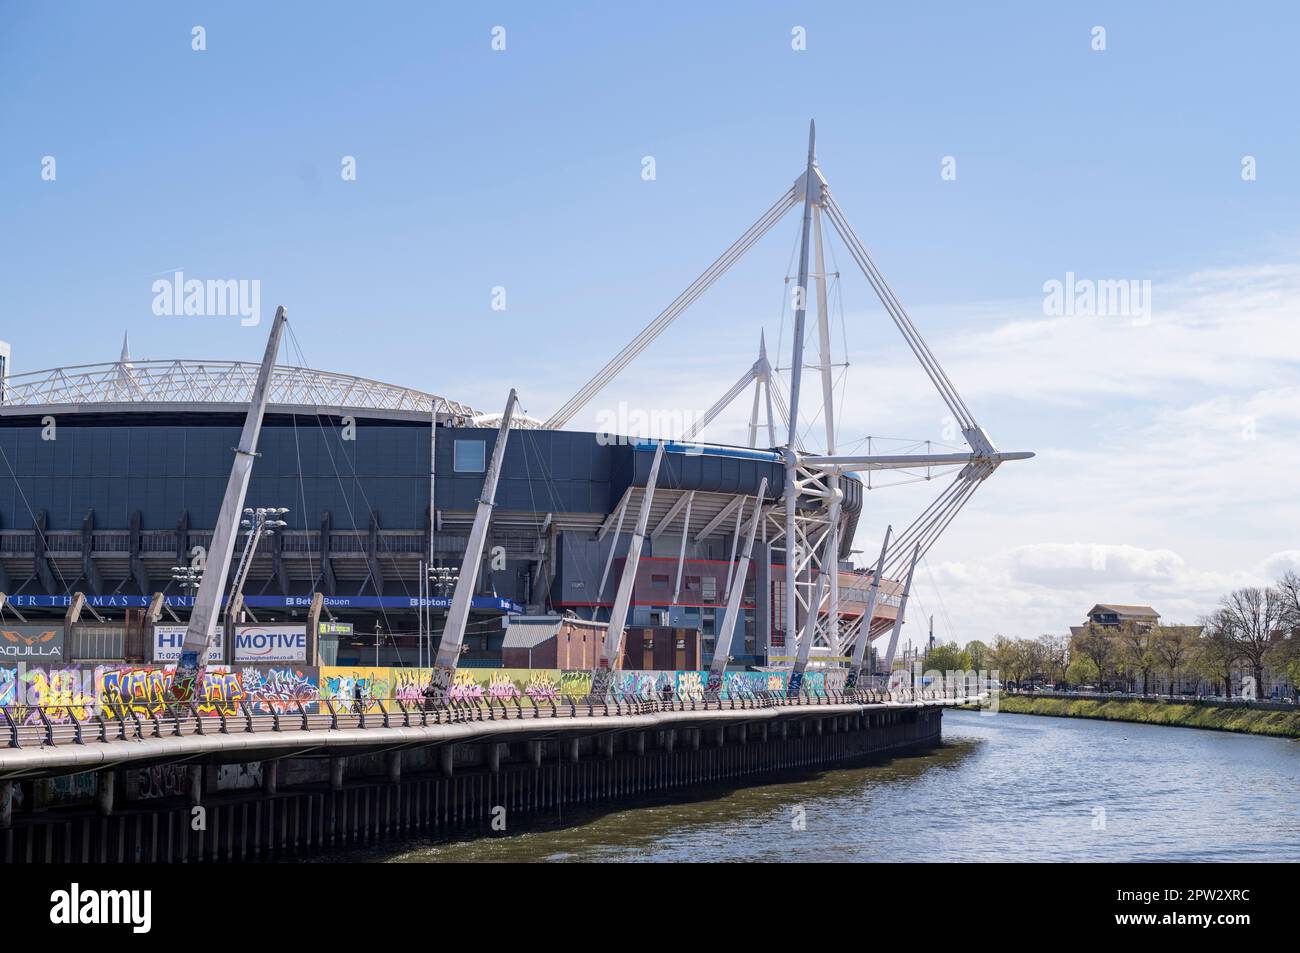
[427,564,459,665]
[222,507,289,662]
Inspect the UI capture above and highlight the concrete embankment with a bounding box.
[990,695,1300,738]
[1,704,943,863]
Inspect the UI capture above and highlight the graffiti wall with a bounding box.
[0,662,829,721]
[239,666,320,714]
[318,666,591,711]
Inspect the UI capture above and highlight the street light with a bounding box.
[222,506,290,660]
[418,563,462,667]
[169,565,202,591]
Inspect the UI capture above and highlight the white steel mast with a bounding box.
[706,477,768,697]
[591,440,666,699]
[172,306,287,699]
[425,389,518,704]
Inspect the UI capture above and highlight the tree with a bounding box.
[1191,614,1240,697]
[1264,633,1300,702]
[1276,570,1300,630]
[989,635,1026,689]
[965,639,990,673]
[1216,586,1285,697]
[924,640,968,673]
[1071,623,1116,690]
[1066,655,1099,687]
[1022,639,1050,689]
[1116,622,1157,694]
[1151,625,1195,695]
[1038,634,1070,686]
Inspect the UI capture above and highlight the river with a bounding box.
[330,709,1300,862]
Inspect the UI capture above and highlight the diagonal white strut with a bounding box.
[845,524,891,687]
[173,306,287,699]
[706,477,768,694]
[595,441,666,688]
[425,389,519,703]
[880,543,921,675]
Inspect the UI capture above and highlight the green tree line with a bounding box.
[919,571,1300,699]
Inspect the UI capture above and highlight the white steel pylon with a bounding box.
[547,121,1032,694]
[679,331,784,448]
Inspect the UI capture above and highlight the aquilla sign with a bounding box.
[0,626,64,660]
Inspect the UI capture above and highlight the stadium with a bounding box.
[0,337,893,670]
[0,128,1028,680]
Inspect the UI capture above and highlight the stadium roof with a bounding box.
[0,357,482,424]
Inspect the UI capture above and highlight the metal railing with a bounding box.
[0,687,976,750]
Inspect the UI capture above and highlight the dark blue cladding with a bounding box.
[0,414,857,532]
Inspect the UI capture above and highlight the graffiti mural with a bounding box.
[0,666,15,707]
[134,763,189,800]
[240,666,320,714]
[98,666,245,718]
[523,670,559,702]
[559,669,592,698]
[34,772,98,808]
[0,662,816,719]
[18,667,97,725]
[319,667,385,713]
[675,670,706,701]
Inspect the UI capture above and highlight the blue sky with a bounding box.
[2,2,1299,640]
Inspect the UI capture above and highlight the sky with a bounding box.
[2,2,1298,645]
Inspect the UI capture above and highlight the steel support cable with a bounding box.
[284,323,405,648]
[880,481,971,582]
[0,444,74,594]
[767,377,802,450]
[545,187,800,429]
[823,201,973,432]
[885,477,983,580]
[822,196,978,433]
[884,478,977,579]
[822,195,975,429]
[882,473,966,565]
[681,366,758,440]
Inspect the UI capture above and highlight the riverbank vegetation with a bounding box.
[925,572,1300,700]
[992,694,1300,738]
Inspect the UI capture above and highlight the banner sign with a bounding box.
[0,625,64,661]
[4,594,523,613]
[153,625,223,664]
[234,625,307,662]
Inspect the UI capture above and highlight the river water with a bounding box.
[337,710,1300,862]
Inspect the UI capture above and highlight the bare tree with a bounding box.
[1276,570,1300,630]
[1151,625,1194,694]
[1193,612,1241,697]
[1116,622,1157,694]
[1217,587,1285,697]
[1038,634,1070,686]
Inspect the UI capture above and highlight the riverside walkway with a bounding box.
[0,687,976,775]
[0,687,979,863]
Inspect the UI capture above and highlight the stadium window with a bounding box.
[651,574,670,588]
[454,440,486,473]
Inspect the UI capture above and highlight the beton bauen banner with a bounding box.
[233,624,307,662]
